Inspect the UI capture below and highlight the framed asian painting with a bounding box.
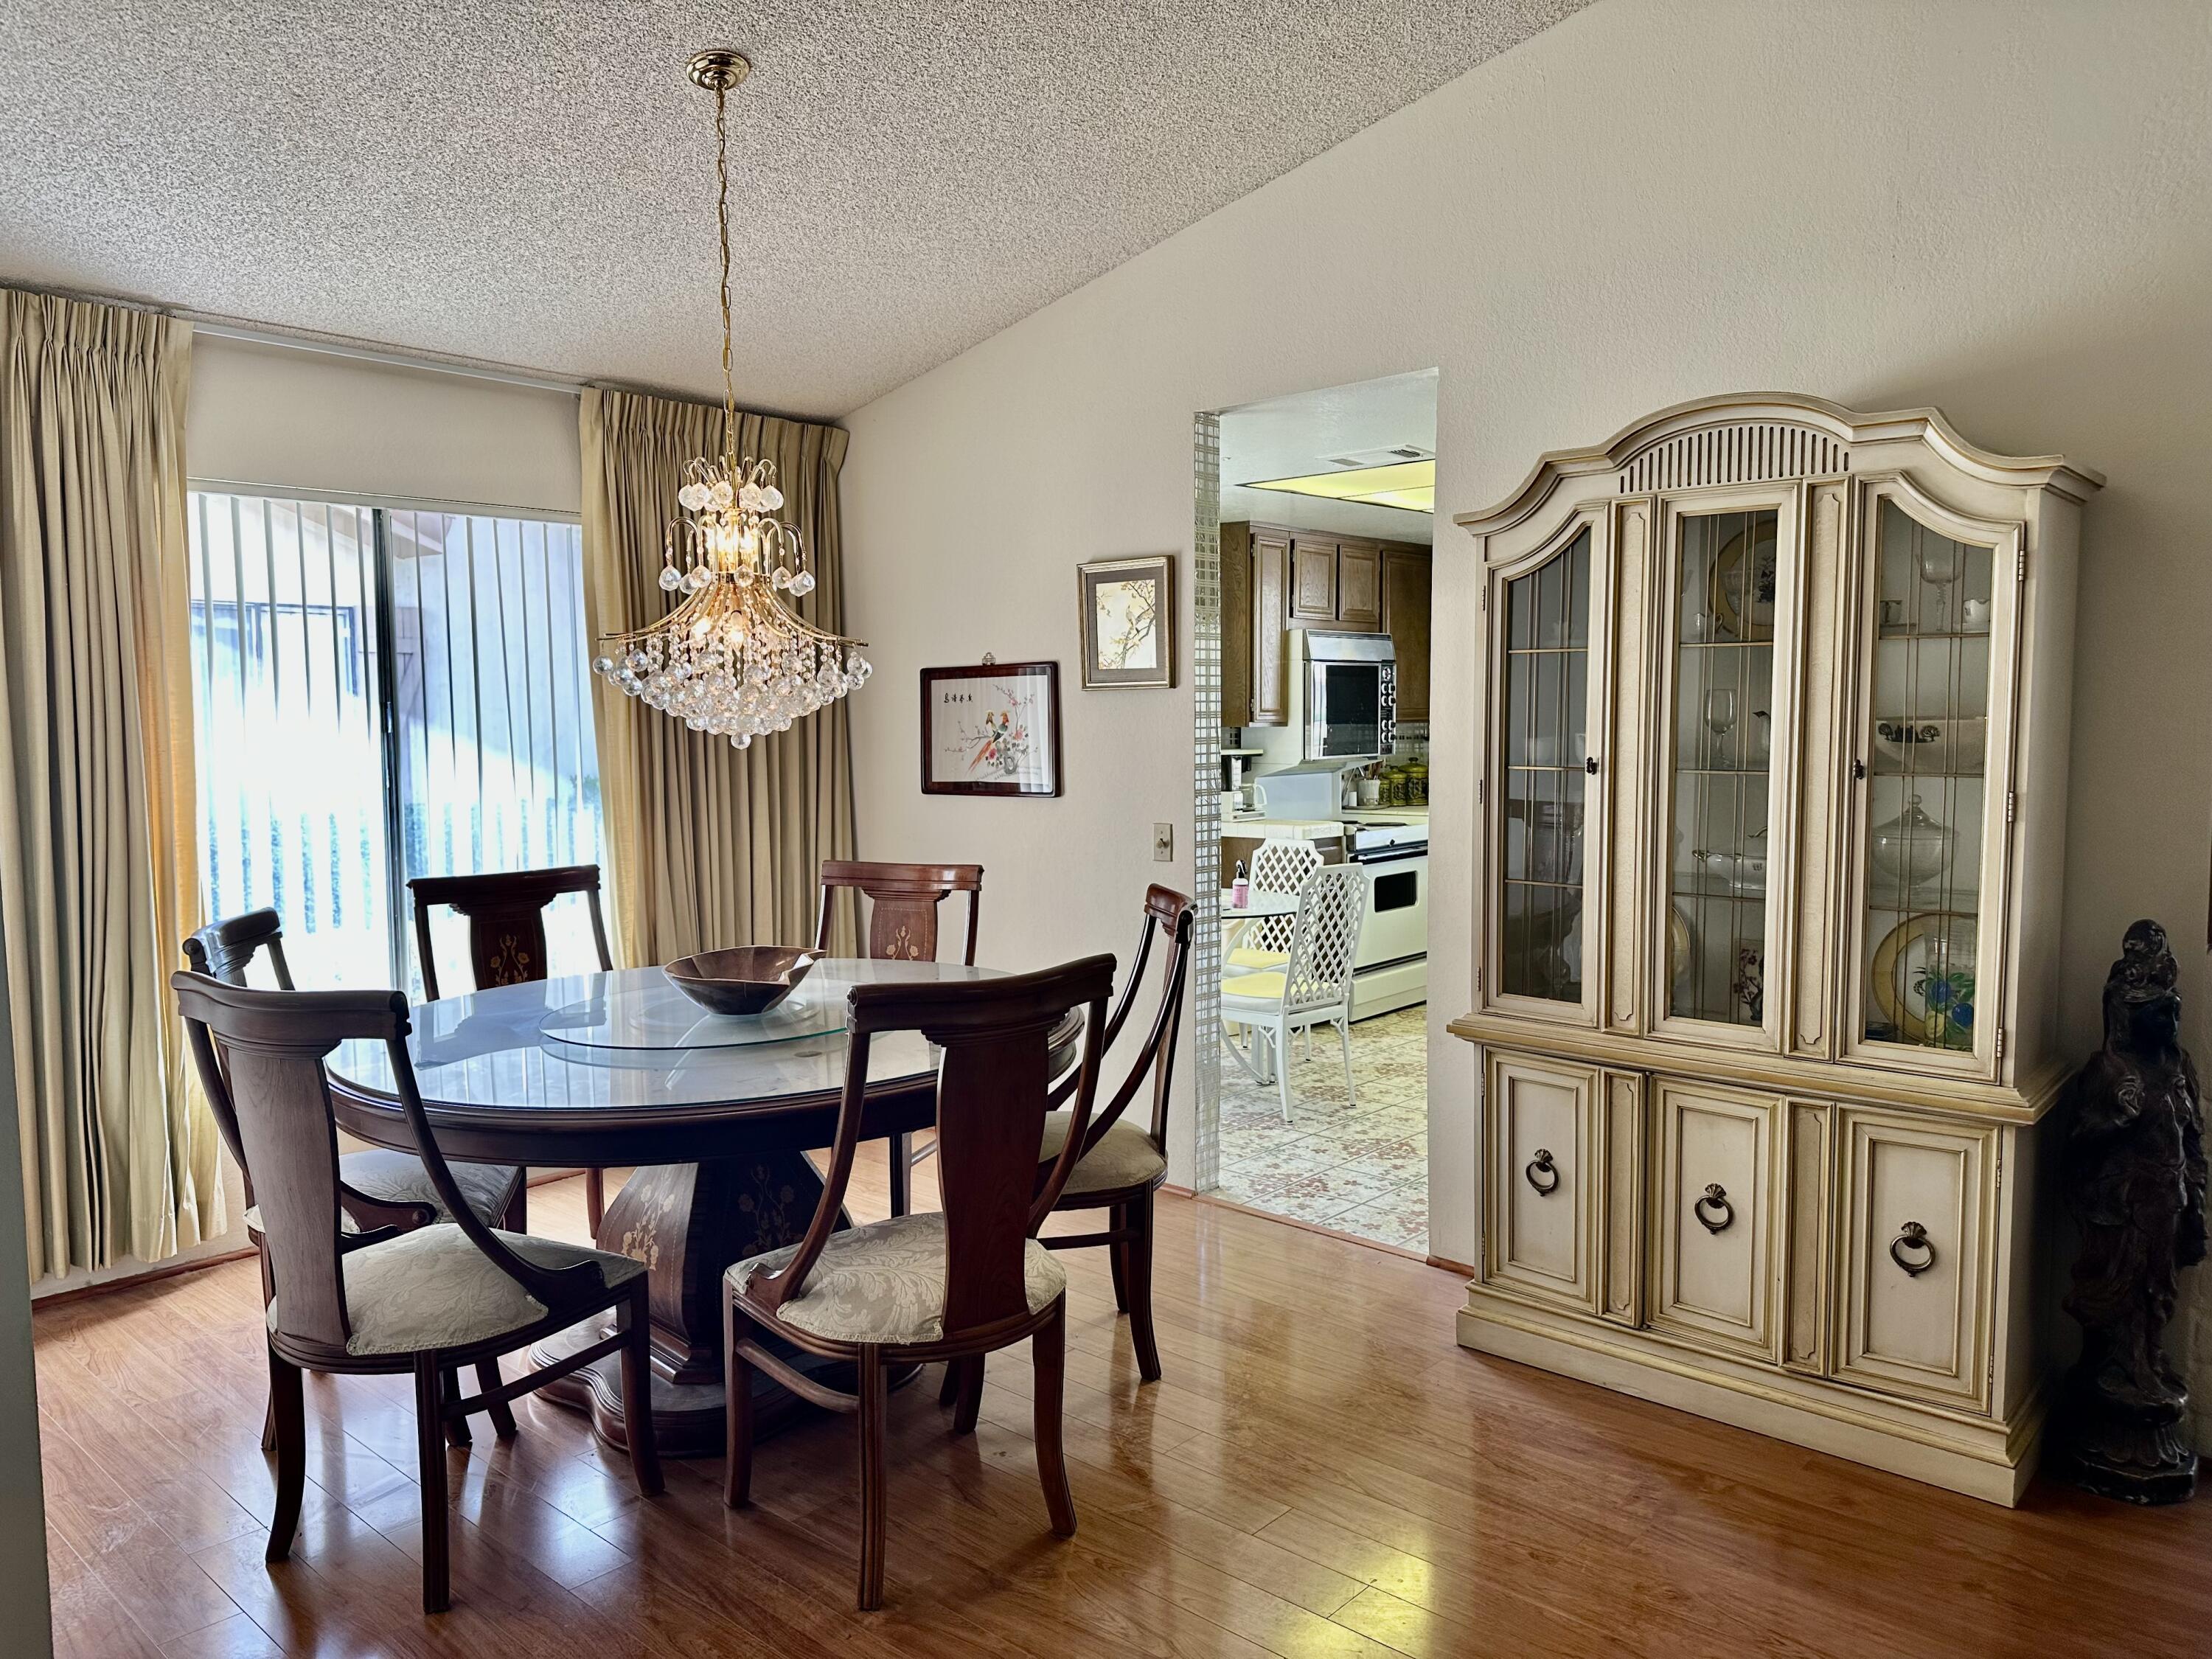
[920,660,1062,797]
[1077,554,1176,689]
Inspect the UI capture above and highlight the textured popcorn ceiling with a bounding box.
[0,1,1584,419]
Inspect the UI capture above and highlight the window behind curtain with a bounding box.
[187,492,604,995]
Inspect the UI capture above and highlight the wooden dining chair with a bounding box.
[408,865,616,1231]
[1027,884,1193,1385]
[722,953,1115,1611]
[172,970,662,1615]
[814,859,984,1216]
[185,909,526,1450]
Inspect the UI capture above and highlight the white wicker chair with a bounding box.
[1227,837,1323,972]
[1220,865,1367,1124]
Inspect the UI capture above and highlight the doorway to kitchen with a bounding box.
[1194,370,1439,1253]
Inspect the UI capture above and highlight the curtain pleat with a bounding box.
[580,387,858,965]
[1,288,217,1279]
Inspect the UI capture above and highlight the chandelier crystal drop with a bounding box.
[591,48,869,749]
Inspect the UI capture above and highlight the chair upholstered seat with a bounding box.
[728,1211,1065,1346]
[267,1223,644,1357]
[1221,970,1287,1001]
[1225,944,1289,971]
[341,1149,520,1222]
[1037,1112,1169,1196]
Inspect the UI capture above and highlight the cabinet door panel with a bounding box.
[1841,482,2021,1082]
[1655,500,1790,1043]
[1381,547,1431,723]
[1251,532,1291,725]
[1652,1082,1778,1360]
[1336,540,1382,630]
[1220,526,1253,726]
[1492,525,1600,1018]
[1834,1110,1991,1410]
[1290,537,1338,623]
[1484,1053,1599,1312]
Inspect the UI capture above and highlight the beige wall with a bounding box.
[841,0,2212,1431]
[188,336,581,515]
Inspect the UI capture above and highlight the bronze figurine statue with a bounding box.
[2053,919,2206,1503]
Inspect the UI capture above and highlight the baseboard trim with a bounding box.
[1459,1297,2037,1506]
[31,1245,259,1310]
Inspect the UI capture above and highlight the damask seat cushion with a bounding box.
[727,1211,1064,1346]
[266,1224,643,1357]
[245,1204,361,1236]
[1037,1113,1169,1196]
[1225,945,1290,971]
[339,1149,521,1223]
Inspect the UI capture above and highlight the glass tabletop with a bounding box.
[329,959,988,1114]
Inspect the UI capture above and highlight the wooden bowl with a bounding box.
[664,947,817,1016]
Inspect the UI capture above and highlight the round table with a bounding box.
[325,957,987,1456]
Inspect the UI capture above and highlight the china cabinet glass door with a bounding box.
[1857,498,1997,1055]
[1498,527,1591,1006]
[1665,507,1779,1030]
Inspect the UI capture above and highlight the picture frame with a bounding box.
[1077,554,1176,689]
[919,661,1062,797]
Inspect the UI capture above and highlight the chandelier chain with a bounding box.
[714,83,737,457]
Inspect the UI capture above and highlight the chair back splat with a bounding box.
[170,973,600,1363]
[815,859,984,965]
[746,954,1113,1342]
[408,863,611,1001]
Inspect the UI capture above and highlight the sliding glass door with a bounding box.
[187,491,603,993]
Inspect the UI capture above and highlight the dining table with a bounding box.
[325,956,1028,1456]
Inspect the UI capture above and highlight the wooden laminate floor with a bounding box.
[33,1155,2212,1658]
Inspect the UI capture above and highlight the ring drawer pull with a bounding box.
[1525,1149,1559,1196]
[1693,1183,1734,1234]
[1890,1221,1936,1277]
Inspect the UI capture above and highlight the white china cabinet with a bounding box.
[1450,394,2100,1503]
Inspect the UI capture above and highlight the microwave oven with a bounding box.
[1291,630,1396,762]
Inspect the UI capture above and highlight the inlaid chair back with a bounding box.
[746,956,1113,1341]
[1049,885,1194,1157]
[170,973,602,1363]
[1245,838,1322,956]
[815,860,983,965]
[1281,866,1368,1012]
[408,864,612,1001]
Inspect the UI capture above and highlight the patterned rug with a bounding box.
[1212,1004,1427,1252]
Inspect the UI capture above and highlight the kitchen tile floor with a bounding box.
[1213,1004,1427,1252]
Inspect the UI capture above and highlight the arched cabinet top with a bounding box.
[1455,393,2104,540]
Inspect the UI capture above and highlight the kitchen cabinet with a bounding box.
[1451,392,2101,1506]
[1381,546,1431,722]
[1221,521,1422,727]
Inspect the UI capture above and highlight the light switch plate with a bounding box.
[1152,822,1174,862]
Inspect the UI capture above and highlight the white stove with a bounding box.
[1343,817,1427,1018]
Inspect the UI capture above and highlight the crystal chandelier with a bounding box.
[592,48,869,748]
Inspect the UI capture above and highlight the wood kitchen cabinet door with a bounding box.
[1381,544,1430,720]
[1219,523,1253,726]
[1251,530,1292,726]
[1289,535,1339,624]
[1336,539,1382,630]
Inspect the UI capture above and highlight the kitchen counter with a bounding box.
[1219,816,1345,841]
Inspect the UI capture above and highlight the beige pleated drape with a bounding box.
[580,386,859,966]
[1,288,220,1278]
